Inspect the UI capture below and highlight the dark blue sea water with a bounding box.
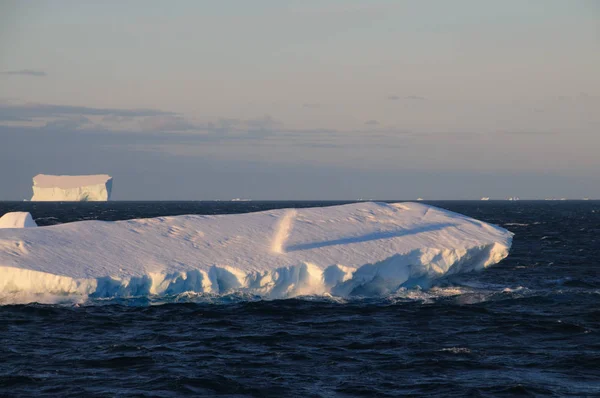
[0,201,599,397]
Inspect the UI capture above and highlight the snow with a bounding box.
[0,212,38,229]
[0,202,513,303]
[31,174,113,201]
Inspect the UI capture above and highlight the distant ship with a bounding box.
[231,198,252,202]
[416,198,424,201]
[480,197,490,201]
[507,197,520,201]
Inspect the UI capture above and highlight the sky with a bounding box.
[0,0,599,200]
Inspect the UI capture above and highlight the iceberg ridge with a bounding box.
[0,212,38,229]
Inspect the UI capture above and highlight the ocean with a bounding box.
[0,201,598,397]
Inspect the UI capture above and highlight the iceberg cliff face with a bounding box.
[0,202,513,303]
[31,174,113,201]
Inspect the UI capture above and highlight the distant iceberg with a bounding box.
[31,174,113,201]
[0,202,513,303]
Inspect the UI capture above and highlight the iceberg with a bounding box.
[31,174,113,201]
[0,212,37,229]
[0,202,512,303]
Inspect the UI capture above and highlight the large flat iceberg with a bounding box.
[0,202,512,303]
[31,174,113,201]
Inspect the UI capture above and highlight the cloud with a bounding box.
[43,116,92,131]
[0,100,288,140]
[556,93,599,103]
[387,95,426,101]
[365,120,379,125]
[200,115,283,135]
[0,102,176,123]
[0,69,47,77]
[499,131,556,136]
[244,115,283,131]
[0,115,32,122]
[101,114,135,124]
[139,115,196,132]
[290,3,398,18]
[302,103,321,109]
[207,118,241,130]
[406,95,426,100]
[0,103,175,119]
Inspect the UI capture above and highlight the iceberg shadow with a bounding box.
[285,222,457,252]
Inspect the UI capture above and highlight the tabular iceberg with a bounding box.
[31,174,113,201]
[0,202,513,303]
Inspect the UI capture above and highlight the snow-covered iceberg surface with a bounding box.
[0,202,512,303]
[31,174,113,201]
[0,212,37,229]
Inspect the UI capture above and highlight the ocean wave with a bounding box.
[0,282,571,307]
